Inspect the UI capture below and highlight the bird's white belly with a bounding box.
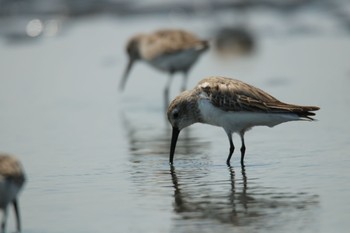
[148,49,201,72]
[198,99,300,133]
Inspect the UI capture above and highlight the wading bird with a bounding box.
[0,153,26,232]
[120,29,209,106]
[167,76,319,166]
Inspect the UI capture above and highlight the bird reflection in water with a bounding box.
[170,165,319,229]
[120,112,209,163]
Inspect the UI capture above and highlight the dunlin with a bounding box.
[0,153,26,232]
[167,76,319,166]
[120,29,209,103]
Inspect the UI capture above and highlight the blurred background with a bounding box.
[1,0,350,233]
[1,0,350,45]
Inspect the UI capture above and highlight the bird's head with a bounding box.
[167,90,200,131]
[167,91,200,164]
[120,35,143,90]
[126,35,142,60]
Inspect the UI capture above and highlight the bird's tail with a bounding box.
[195,40,210,52]
[267,102,320,121]
[281,105,320,120]
[295,106,320,120]
[201,40,210,50]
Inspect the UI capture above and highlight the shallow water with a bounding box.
[0,12,350,233]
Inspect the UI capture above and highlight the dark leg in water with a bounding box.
[240,131,246,167]
[1,206,8,233]
[13,199,21,232]
[226,132,235,166]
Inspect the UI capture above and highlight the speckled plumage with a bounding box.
[196,77,318,117]
[167,76,320,166]
[135,29,207,60]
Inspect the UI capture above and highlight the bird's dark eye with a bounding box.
[173,111,179,119]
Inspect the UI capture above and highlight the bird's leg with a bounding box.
[181,71,189,92]
[13,199,21,232]
[164,73,174,110]
[1,206,8,233]
[226,132,235,166]
[240,131,246,167]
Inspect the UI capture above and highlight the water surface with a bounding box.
[0,12,350,233]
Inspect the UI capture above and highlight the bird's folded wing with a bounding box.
[140,29,206,60]
[197,77,319,115]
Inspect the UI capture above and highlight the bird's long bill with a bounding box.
[169,127,180,164]
[119,58,134,91]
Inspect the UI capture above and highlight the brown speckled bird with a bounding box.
[120,29,209,104]
[0,153,26,232]
[167,76,320,166]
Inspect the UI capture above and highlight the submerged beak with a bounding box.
[119,58,134,91]
[169,127,180,164]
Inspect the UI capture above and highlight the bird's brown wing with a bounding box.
[197,77,319,118]
[140,29,208,60]
[0,154,25,185]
